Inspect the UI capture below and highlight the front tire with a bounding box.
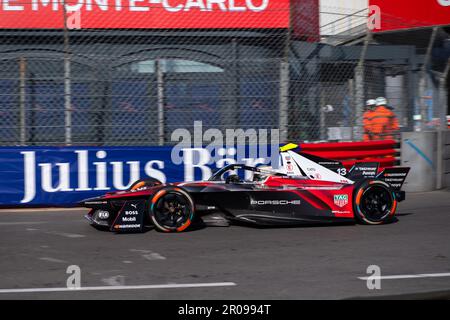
[353,179,397,225]
[149,187,195,232]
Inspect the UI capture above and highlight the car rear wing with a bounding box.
[376,167,410,191]
[278,143,409,189]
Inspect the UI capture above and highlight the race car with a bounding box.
[80,143,410,233]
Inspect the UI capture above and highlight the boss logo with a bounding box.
[251,200,301,206]
[125,210,139,215]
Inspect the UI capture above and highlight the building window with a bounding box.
[129,59,223,74]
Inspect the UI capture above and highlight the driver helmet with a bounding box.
[253,166,272,182]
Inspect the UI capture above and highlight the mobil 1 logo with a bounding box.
[112,200,146,232]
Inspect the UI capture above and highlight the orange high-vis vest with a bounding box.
[363,106,399,141]
[363,109,376,141]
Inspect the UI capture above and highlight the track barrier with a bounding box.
[0,141,402,206]
[300,140,399,170]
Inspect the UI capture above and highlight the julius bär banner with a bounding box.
[0,0,290,29]
[370,0,450,32]
[0,146,275,206]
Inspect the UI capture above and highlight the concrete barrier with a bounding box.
[401,132,436,192]
[401,131,445,192]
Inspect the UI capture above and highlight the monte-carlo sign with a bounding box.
[0,0,290,29]
[369,0,450,32]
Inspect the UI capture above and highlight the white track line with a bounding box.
[129,249,166,261]
[45,231,86,238]
[0,222,46,226]
[358,272,450,280]
[39,257,67,264]
[0,282,237,294]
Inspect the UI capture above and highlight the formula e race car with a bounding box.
[80,143,410,233]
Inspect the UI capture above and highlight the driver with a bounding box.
[253,166,272,182]
[226,174,242,184]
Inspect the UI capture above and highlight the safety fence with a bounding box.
[0,2,447,147]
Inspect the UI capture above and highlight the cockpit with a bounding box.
[208,164,287,184]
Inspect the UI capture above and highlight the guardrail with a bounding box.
[300,140,399,169]
[0,141,401,207]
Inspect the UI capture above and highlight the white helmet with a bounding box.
[253,165,273,182]
[376,97,388,106]
[366,99,376,106]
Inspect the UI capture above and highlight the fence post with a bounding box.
[354,31,372,140]
[419,27,438,132]
[279,1,292,144]
[279,61,289,143]
[439,58,450,130]
[407,50,418,132]
[348,78,355,140]
[231,38,240,129]
[155,58,165,146]
[63,1,72,145]
[19,57,26,146]
[319,85,326,140]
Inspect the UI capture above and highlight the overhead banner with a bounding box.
[370,0,450,32]
[0,146,274,206]
[0,0,290,29]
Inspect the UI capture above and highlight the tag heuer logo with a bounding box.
[334,194,348,207]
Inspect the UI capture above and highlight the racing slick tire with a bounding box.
[149,187,195,232]
[129,178,162,191]
[353,179,397,225]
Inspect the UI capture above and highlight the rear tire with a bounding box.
[353,179,397,225]
[149,187,195,232]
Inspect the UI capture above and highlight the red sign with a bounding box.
[292,0,319,42]
[370,0,450,32]
[0,0,290,29]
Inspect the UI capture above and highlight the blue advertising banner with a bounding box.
[0,145,276,206]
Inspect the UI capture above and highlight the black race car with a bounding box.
[80,144,409,233]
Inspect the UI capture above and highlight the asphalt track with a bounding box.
[0,190,449,300]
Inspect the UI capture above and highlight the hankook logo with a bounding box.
[251,200,301,206]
